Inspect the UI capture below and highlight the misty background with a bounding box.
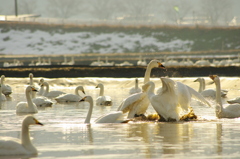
[0,0,239,26]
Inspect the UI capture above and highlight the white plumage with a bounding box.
[16,86,38,114]
[42,81,66,98]
[55,86,85,102]
[210,75,240,118]
[0,75,12,96]
[81,96,125,123]
[0,115,43,156]
[95,83,112,106]
[144,78,211,121]
[129,78,141,94]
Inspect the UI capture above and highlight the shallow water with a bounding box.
[1,77,240,159]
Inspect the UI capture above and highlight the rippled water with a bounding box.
[1,77,240,159]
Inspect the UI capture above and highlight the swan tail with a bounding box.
[187,85,212,107]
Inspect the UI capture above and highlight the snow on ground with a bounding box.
[0,29,193,55]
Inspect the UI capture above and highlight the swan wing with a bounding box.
[227,97,240,104]
[46,91,65,98]
[95,111,124,123]
[117,92,145,113]
[96,96,112,106]
[185,84,211,107]
[2,84,12,95]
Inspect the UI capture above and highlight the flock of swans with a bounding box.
[1,59,240,156]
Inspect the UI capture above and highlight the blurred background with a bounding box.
[0,0,240,68]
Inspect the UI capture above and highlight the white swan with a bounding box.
[0,115,43,156]
[95,83,112,106]
[42,81,66,98]
[1,75,12,96]
[210,75,240,118]
[194,77,227,98]
[117,60,165,118]
[129,78,141,94]
[144,78,211,121]
[0,83,7,101]
[55,86,85,102]
[16,86,38,114]
[80,96,125,123]
[37,78,45,96]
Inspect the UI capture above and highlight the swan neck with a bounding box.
[198,79,204,92]
[26,88,35,110]
[215,79,223,109]
[21,123,32,148]
[99,86,104,96]
[144,64,153,84]
[45,83,49,94]
[75,88,80,96]
[85,99,93,123]
[135,79,139,89]
[146,82,155,98]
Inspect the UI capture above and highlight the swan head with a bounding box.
[194,77,203,82]
[27,86,38,92]
[96,83,103,89]
[77,86,85,94]
[148,60,166,69]
[38,78,44,85]
[80,96,93,103]
[1,75,5,81]
[41,82,49,87]
[23,115,43,126]
[209,75,218,81]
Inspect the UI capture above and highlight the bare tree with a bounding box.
[18,0,37,14]
[87,0,121,20]
[161,0,193,24]
[200,0,233,25]
[46,0,83,19]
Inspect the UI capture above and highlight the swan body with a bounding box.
[42,82,65,98]
[0,115,43,156]
[96,83,112,106]
[16,86,38,114]
[194,77,227,98]
[32,96,53,107]
[129,78,141,94]
[144,78,211,121]
[1,75,12,96]
[210,75,240,118]
[81,96,125,123]
[55,86,85,102]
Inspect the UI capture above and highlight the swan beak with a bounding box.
[209,75,217,80]
[31,87,38,92]
[34,119,44,126]
[157,62,166,69]
[193,79,198,82]
[80,97,86,102]
[82,90,86,94]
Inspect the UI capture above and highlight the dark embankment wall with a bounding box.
[0,66,239,78]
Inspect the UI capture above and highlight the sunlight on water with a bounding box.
[1,77,240,158]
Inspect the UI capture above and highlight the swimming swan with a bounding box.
[81,96,125,123]
[210,75,240,118]
[129,78,141,94]
[0,115,43,156]
[37,78,45,96]
[16,86,38,114]
[42,81,66,98]
[194,77,227,98]
[55,86,85,102]
[0,83,6,101]
[144,78,211,121]
[1,75,12,96]
[117,60,165,118]
[95,83,112,106]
